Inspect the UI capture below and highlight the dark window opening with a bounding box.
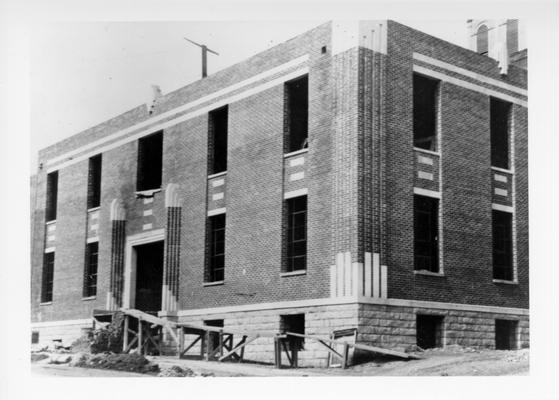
[134,241,164,313]
[45,171,58,222]
[31,331,39,344]
[204,319,224,353]
[280,314,305,351]
[416,314,444,349]
[137,131,163,191]
[321,46,327,54]
[492,210,513,281]
[495,319,518,350]
[477,25,489,55]
[87,154,102,209]
[284,75,309,153]
[413,74,439,151]
[208,106,228,174]
[206,214,226,282]
[83,242,98,298]
[284,196,307,272]
[490,98,511,169]
[414,195,439,273]
[41,252,55,303]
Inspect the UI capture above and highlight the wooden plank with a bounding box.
[342,343,349,369]
[218,335,258,362]
[316,339,343,360]
[180,335,202,356]
[122,315,129,352]
[137,318,143,355]
[124,336,138,353]
[178,327,184,357]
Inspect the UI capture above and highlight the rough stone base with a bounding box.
[31,320,94,349]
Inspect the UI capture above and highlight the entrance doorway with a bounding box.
[134,241,164,314]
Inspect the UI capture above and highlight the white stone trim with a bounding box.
[31,318,93,328]
[208,171,227,179]
[413,65,527,107]
[491,166,514,174]
[414,147,440,157]
[417,155,433,165]
[494,188,508,197]
[47,224,56,232]
[211,179,225,188]
[289,172,305,181]
[143,197,154,204]
[289,157,305,167]
[413,53,528,96]
[142,223,153,230]
[212,192,224,201]
[86,236,99,244]
[284,188,308,199]
[44,246,55,253]
[176,296,529,317]
[494,174,508,183]
[283,148,309,158]
[413,187,441,199]
[417,171,433,181]
[47,235,55,242]
[46,61,309,172]
[207,207,226,216]
[492,203,514,213]
[143,209,153,216]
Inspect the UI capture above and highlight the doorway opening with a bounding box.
[416,314,444,349]
[134,241,164,314]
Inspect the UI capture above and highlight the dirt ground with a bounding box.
[31,347,529,377]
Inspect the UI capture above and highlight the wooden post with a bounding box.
[123,315,129,352]
[178,327,184,359]
[274,336,281,369]
[292,348,298,368]
[204,331,210,360]
[138,317,143,355]
[218,330,224,359]
[342,343,349,369]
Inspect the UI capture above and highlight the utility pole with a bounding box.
[184,37,219,78]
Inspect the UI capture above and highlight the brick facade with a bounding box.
[31,20,528,362]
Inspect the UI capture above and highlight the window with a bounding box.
[284,196,307,272]
[45,171,58,222]
[492,210,513,281]
[413,74,439,151]
[206,214,226,282]
[416,314,444,349]
[137,131,163,191]
[31,331,39,344]
[414,195,439,273]
[41,252,55,303]
[477,25,489,55]
[83,242,98,298]
[280,314,305,351]
[208,106,228,175]
[284,75,309,153]
[490,98,512,169]
[495,319,518,350]
[204,319,224,355]
[87,154,102,209]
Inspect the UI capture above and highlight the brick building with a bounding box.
[30,20,528,365]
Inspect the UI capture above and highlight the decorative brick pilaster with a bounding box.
[107,199,126,310]
[162,184,182,312]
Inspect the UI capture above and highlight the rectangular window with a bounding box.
[45,171,58,222]
[31,331,40,344]
[414,195,439,272]
[284,75,308,153]
[284,196,307,272]
[206,214,226,282]
[208,106,228,175]
[87,154,102,209]
[413,73,439,151]
[495,319,518,350]
[280,314,305,351]
[41,252,55,303]
[490,97,512,169]
[83,242,98,298]
[492,210,513,280]
[416,314,444,349]
[137,131,163,191]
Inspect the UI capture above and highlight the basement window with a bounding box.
[284,75,309,153]
[477,25,489,55]
[41,251,55,303]
[137,131,163,192]
[208,106,228,175]
[204,319,224,353]
[206,213,226,282]
[284,195,307,273]
[490,97,512,170]
[416,314,444,349]
[280,314,305,350]
[495,319,518,350]
[414,195,439,273]
[83,241,98,298]
[492,210,513,281]
[31,331,39,344]
[87,154,102,209]
[413,73,439,151]
[45,171,58,222]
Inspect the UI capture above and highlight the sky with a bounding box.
[29,20,473,169]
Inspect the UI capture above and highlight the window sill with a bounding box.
[39,301,53,306]
[283,148,309,158]
[493,279,518,285]
[45,220,57,225]
[491,166,514,174]
[208,171,227,179]
[135,188,161,197]
[82,296,96,301]
[413,147,440,156]
[203,281,224,287]
[280,270,307,277]
[87,206,101,213]
[414,270,445,277]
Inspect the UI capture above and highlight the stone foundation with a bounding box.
[31,319,93,349]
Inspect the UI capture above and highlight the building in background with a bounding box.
[30,19,528,365]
